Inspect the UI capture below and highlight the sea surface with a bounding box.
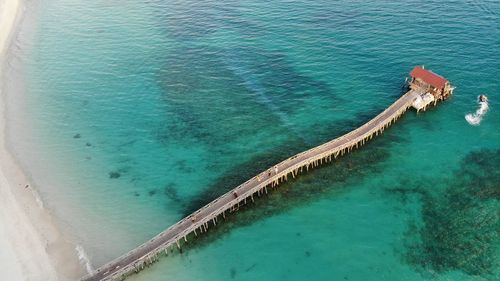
[4,0,499,280]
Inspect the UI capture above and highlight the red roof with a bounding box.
[410,66,448,89]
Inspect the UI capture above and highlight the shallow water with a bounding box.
[4,0,499,280]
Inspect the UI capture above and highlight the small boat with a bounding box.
[466,94,489,125]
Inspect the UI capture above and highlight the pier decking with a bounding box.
[82,67,452,281]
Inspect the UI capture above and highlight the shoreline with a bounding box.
[0,0,85,280]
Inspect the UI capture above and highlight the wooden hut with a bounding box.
[408,66,453,112]
[409,66,453,100]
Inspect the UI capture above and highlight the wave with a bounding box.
[76,244,94,274]
[29,188,45,209]
[465,98,489,126]
[468,0,498,17]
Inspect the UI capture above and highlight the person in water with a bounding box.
[479,94,488,102]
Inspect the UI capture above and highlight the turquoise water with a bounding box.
[5,0,499,280]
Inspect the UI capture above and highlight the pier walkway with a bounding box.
[82,90,420,281]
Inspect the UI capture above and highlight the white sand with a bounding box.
[0,0,85,280]
[0,0,20,54]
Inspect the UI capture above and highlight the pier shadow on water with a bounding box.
[175,125,408,250]
[386,149,500,279]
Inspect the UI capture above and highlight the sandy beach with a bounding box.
[0,0,85,280]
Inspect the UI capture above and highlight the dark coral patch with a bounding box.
[164,183,181,203]
[230,268,236,279]
[392,149,500,278]
[109,171,121,179]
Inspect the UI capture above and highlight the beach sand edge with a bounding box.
[0,0,86,280]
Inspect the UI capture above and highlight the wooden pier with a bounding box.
[81,67,452,281]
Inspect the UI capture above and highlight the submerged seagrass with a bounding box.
[394,149,500,278]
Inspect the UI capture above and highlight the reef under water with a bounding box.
[391,149,499,279]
